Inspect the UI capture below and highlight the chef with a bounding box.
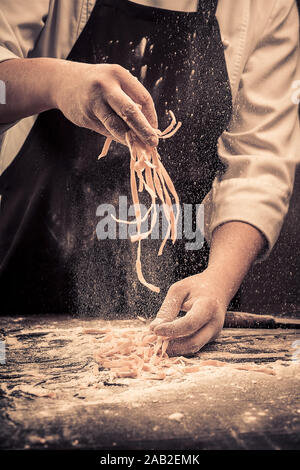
[0,0,299,355]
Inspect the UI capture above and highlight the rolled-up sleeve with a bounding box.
[0,0,49,61]
[209,0,300,260]
[0,0,49,132]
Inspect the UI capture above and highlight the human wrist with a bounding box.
[200,265,236,308]
[46,58,72,110]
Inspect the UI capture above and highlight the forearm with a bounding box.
[0,58,158,146]
[205,221,265,306]
[0,57,64,124]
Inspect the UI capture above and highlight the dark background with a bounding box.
[240,0,300,317]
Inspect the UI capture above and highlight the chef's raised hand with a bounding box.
[55,62,159,146]
[149,271,227,356]
[0,58,159,148]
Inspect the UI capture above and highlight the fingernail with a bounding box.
[147,134,159,147]
[149,318,164,330]
[153,323,166,333]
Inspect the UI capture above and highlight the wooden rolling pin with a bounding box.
[224,311,300,329]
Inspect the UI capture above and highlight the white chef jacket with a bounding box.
[0,0,299,260]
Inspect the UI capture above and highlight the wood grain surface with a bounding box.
[0,315,299,450]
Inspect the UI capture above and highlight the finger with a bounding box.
[106,87,159,147]
[153,297,215,338]
[94,102,129,145]
[119,69,158,129]
[149,285,186,331]
[167,323,217,357]
[86,117,116,140]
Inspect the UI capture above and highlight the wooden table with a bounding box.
[0,315,299,450]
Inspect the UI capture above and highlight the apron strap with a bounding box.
[197,0,219,23]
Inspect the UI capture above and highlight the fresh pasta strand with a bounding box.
[98,111,182,293]
[98,137,113,159]
[90,327,276,380]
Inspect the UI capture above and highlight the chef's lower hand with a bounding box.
[149,271,227,356]
[149,221,266,356]
[54,62,159,147]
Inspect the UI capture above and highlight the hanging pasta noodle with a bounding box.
[98,110,182,293]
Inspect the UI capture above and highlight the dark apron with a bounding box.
[0,0,232,317]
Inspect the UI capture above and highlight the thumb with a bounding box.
[149,284,185,331]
